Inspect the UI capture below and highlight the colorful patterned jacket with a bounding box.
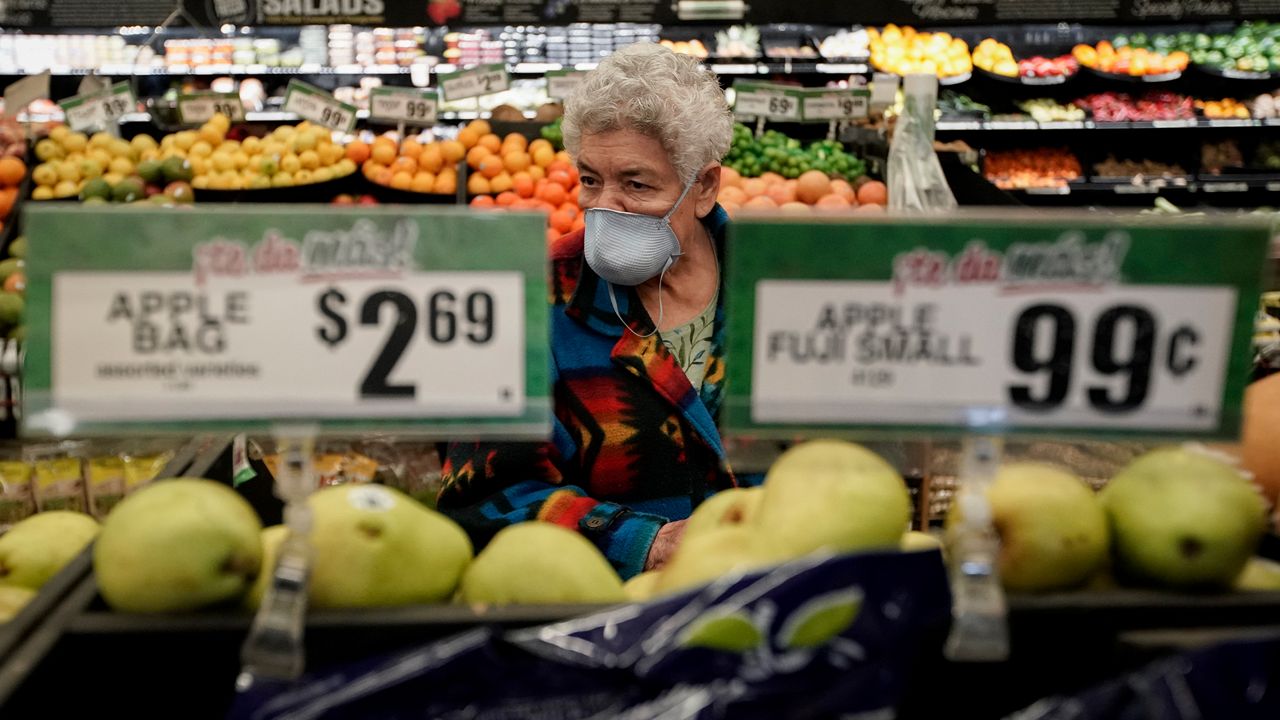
[437,206,737,579]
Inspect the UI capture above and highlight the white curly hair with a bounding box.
[562,43,733,182]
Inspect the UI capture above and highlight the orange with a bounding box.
[571,214,585,233]
[765,182,796,205]
[0,157,26,187]
[550,207,576,234]
[489,171,513,194]
[854,202,885,213]
[478,133,501,154]
[540,182,567,207]
[830,179,856,204]
[546,228,560,243]
[467,173,491,195]
[554,150,572,165]
[373,166,394,186]
[345,140,371,164]
[465,145,491,170]
[390,171,413,190]
[495,191,519,207]
[741,178,768,197]
[433,172,457,194]
[512,173,535,199]
[719,166,742,188]
[856,180,888,206]
[0,187,15,218]
[719,200,741,218]
[502,133,528,151]
[718,186,747,204]
[471,195,496,208]
[411,171,437,193]
[503,151,531,174]
[478,155,504,179]
[468,119,492,136]
[456,127,481,149]
[526,165,546,182]
[400,138,424,159]
[370,140,397,166]
[440,140,465,164]
[547,169,573,190]
[391,156,418,176]
[814,193,852,212]
[743,195,778,209]
[779,201,811,215]
[418,144,444,174]
[795,170,832,205]
[362,160,384,180]
[758,171,784,186]
[531,145,555,168]
[528,138,553,157]
[547,159,572,176]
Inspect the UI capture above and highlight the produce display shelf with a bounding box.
[1009,178,1280,196]
[937,118,1280,131]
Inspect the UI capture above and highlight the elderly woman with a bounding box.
[436,44,737,579]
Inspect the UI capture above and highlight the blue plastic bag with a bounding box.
[231,549,951,720]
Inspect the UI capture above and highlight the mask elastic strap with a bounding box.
[607,260,672,339]
[662,176,699,221]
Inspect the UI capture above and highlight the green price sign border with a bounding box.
[369,86,440,125]
[22,205,551,440]
[722,212,1270,442]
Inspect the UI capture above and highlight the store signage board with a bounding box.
[732,80,802,122]
[799,88,870,122]
[546,69,588,100]
[369,86,439,126]
[23,206,551,439]
[177,92,245,125]
[58,82,135,133]
[438,64,510,102]
[722,213,1269,441]
[282,80,357,133]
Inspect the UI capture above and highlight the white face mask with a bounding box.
[583,179,697,337]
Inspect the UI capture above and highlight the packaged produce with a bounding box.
[1196,98,1251,119]
[1075,91,1193,122]
[85,455,126,519]
[0,459,34,531]
[1017,98,1086,122]
[819,27,870,59]
[31,454,85,514]
[1249,90,1280,119]
[1093,155,1188,180]
[1201,139,1245,174]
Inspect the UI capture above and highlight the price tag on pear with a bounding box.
[59,82,136,133]
[438,64,510,102]
[177,92,245,125]
[722,215,1269,439]
[369,87,439,126]
[282,80,357,133]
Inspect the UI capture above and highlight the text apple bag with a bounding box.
[228,549,951,720]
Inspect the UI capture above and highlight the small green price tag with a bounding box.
[282,80,357,133]
[438,64,510,102]
[732,80,803,121]
[58,82,135,133]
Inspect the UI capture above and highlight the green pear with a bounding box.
[901,530,944,553]
[623,570,662,602]
[0,585,35,622]
[1234,557,1280,591]
[948,463,1108,592]
[459,521,624,605]
[306,484,472,608]
[1101,447,1267,589]
[93,478,263,612]
[684,487,763,540]
[753,440,910,560]
[654,526,776,595]
[0,511,99,590]
[246,525,288,609]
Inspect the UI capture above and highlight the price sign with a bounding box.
[177,92,245,125]
[800,89,870,121]
[282,80,357,133]
[732,81,802,121]
[22,206,551,439]
[58,82,135,133]
[4,70,50,117]
[871,73,899,106]
[369,86,439,126]
[438,64,510,102]
[722,214,1269,439]
[546,69,587,100]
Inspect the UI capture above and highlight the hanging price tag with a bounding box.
[546,69,587,100]
[732,81,801,121]
[800,89,870,121]
[438,64,510,102]
[369,86,439,126]
[58,82,136,133]
[23,206,552,439]
[722,215,1269,440]
[282,80,357,133]
[177,92,245,125]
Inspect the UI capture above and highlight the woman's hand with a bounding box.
[644,519,688,571]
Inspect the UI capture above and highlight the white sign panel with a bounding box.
[177,93,245,124]
[751,280,1235,431]
[282,80,357,133]
[802,91,869,121]
[52,272,525,421]
[439,65,510,102]
[59,83,135,133]
[369,87,439,126]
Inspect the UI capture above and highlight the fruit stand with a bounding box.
[0,2,1278,718]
